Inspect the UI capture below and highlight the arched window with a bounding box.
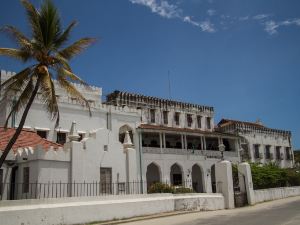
[119,125,134,144]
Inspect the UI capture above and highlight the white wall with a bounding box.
[0,193,225,225]
[243,132,293,168]
[254,186,300,203]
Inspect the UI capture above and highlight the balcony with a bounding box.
[142,147,238,158]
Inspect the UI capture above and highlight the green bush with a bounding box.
[174,187,194,194]
[286,169,300,186]
[147,182,194,194]
[250,163,288,189]
[148,182,175,193]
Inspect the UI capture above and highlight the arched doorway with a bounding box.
[211,164,216,193]
[170,163,183,186]
[192,164,204,193]
[146,163,161,188]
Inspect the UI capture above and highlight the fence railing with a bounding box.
[0,180,195,201]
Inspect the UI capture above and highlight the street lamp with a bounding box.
[219,143,225,160]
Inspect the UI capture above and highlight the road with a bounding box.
[121,196,300,225]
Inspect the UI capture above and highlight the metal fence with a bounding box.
[0,180,195,201]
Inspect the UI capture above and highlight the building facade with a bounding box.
[217,119,294,168]
[106,91,241,193]
[0,69,294,200]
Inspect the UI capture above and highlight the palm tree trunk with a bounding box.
[0,77,41,169]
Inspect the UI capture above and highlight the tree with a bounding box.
[0,0,95,168]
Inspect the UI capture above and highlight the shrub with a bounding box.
[174,187,194,194]
[250,163,288,189]
[148,182,175,193]
[147,182,194,194]
[286,168,300,186]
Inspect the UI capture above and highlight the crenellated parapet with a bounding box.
[105,90,214,113]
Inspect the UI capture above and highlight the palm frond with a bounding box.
[0,48,31,62]
[4,77,34,128]
[54,21,77,49]
[52,54,72,72]
[57,67,90,87]
[39,72,60,127]
[57,75,91,116]
[0,25,32,50]
[58,37,96,60]
[21,0,44,46]
[1,67,32,88]
[39,0,61,49]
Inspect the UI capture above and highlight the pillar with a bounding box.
[215,160,234,209]
[238,162,255,205]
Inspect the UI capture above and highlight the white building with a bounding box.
[217,119,294,168]
[0,70,294,200]
[105,91,241,193]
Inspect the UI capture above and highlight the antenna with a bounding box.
[168,70,171,100]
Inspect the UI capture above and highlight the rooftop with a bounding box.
[0,128,62,152]
[106,90,214,112]
[217,118,291,136]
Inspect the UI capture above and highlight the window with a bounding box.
[174,112,180,126]
[163,111,168,125]
[23,167,29,193]
[197,116,202,128]
[265,145,271,159]
[56,132,67,144]
[254,145,260,159]
[276,146,281,160]
[36,130,47,139]
[286,147,291,160]
[206,117,211,129]
[150,109,155,123]
[78,133,84,142]
[187,114,193,127]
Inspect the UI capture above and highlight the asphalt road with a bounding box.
[122,196,300,225]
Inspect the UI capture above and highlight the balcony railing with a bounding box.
[142,147,238,158]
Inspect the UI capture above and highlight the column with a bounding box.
[215,160,235,209]
[163,133,166,148]
[181,134,184,150]
[159,132,163,153]
[238,162,255,205]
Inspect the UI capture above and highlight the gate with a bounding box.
[233,166,248,207]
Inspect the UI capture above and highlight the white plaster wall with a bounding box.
[242,132,293,168]
[70,128,129,184]
[0,193,225,225]
[254,186,300,203]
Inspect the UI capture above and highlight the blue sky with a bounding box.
[1,0,300,149]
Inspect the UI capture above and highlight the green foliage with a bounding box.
[148,182,194,194]
[294,151,300,164]
[174,187,194,194]
[148,182,175,194]
[286,168,300,186]
[250,163,288,189]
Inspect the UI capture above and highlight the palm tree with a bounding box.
[0,0,96,168]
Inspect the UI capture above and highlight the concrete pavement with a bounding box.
[112,196,300,225]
